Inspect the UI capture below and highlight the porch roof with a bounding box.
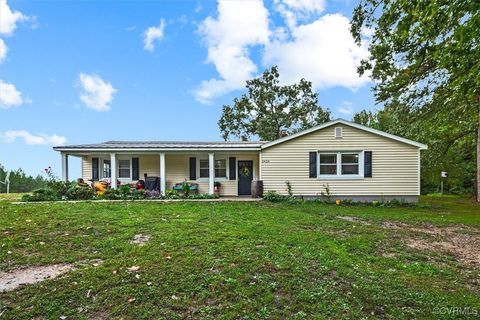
[53,140,266,152]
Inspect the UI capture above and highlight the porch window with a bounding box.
[214,159,227,178]
[118,159,131,178]
[103,160,111,178]
[199,159,227,178]
[199,160,209,178]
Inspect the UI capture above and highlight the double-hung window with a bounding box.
[319,153,337,175]
[199,160,209,178]
[118,159,131,178]
[215,160,227,178]
[318,151,362,178]
[199,159,227,178]
[103,160,111,178]
[341,153,359,175]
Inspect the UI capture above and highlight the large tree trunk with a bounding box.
[477,107,480,202]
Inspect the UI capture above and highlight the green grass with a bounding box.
[0,193,28,201]
[0,196,479,319]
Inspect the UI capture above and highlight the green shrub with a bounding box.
[181,180,191,197]
[164,189,180,199]
[102,188,122,200]
[119,184,132,198]
[47,181,73,197]
[66,185,96,200]
[263,191,287,202]
[187,193,219,199]
[129,189,147,200]
[145,190,162,199]
[22,188,60,202]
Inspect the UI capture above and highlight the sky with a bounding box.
[0,0,378,179]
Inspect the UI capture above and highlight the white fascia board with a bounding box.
[261,119,428,150]
[52,147,262,153]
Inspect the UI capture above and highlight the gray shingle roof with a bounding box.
[54,140,266,151]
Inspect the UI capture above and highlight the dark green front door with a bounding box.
[238,160,253,195]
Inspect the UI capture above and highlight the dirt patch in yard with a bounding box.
[381,221,470,235]
[0,264,74,292]
[406,234,480,267]
[130,234,151,246]
[337,216,371,225]
[380,220,480,268]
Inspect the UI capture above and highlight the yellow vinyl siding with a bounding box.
[260,125,420,196]
[139,155,160,178]
[81,156,92,180]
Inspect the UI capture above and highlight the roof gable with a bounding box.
[261,119,428,150]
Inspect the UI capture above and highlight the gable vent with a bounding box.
[335,127,343,138]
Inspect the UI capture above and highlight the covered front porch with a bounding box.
[60,151,260,196]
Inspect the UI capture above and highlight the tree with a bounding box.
[351,0,480,200]
[353,110,378,128]
[354,106,476,195]
[218,66,331,141]
[0,165,47,193]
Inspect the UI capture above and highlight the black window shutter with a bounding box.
[92,157,99,181]
[364,151,372,177]
[189,157,196,180]
[309,152,317,178]
[132,157,139,180]
[229,157,236,180]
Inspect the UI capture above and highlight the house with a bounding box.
[53,119,427,202]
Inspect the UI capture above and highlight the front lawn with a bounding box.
[1,196,479,319]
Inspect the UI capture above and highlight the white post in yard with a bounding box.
[208,153,214,194]
[110,153,117,189]
[61,152,69,182]
[160,153,166,195]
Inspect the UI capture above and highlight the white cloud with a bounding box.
[77,73,116,111]
[0,38,7,63]
[275,0,326,29]
[0,79,23,108]
[264,14,370,91]
[143,19,166,52]
[193,1,370,104]
[193,0,270,104]
[0,0,27,36]
[337,100,353,115]
[1,130,66,146]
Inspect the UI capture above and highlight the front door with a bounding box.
[238,160,253,195]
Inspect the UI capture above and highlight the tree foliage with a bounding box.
[218,66,331,141]
[351,0,480,197]
[0,164,47,193]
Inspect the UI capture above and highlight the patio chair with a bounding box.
[145,176,160,191]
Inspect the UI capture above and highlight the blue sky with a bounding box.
[0,0,377,178]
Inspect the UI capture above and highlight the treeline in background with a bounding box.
[0,164,47,193]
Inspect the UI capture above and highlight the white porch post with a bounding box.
[61,152,69,182]
[110,153,117,189]
[208,153,214,194]
[160,153,166,195]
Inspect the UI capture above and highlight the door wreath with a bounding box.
[240,166,251,177]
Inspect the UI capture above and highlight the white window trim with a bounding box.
[317,151,364,180]
[101,158,112,179]
[117,156,132,181]
[197,157,229,182]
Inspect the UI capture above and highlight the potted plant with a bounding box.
[214,181,221,195]
[181,179,191,197]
